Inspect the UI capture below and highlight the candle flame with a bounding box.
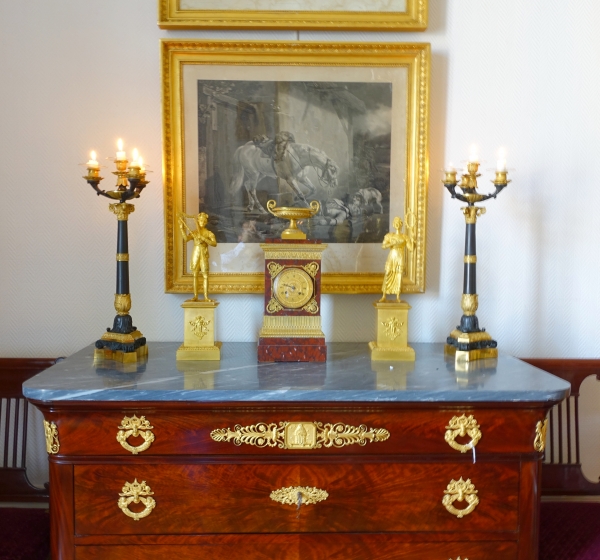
[497,147,506,159]
[90,150,97,161]
[117,138,123,151]
[138,156,144,169]
[132,148,139,163]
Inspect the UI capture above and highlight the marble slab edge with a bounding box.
[23,387,571,404]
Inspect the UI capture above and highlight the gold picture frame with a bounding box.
[162,40,430,294]
[158,0,427,31]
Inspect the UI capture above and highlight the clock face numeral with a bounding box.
[273,268,314,309]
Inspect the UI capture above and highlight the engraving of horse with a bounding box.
[228,141,339,214]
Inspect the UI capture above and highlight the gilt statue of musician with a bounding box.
[379,215,415,302]
[178,212,217,302]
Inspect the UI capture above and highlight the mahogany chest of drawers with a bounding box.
[24,342,570,560]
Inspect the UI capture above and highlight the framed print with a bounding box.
[158,0,427,31]
[162,40,430,294]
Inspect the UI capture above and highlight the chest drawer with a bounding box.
[51,406,545,456]
[75,539,518,560]
[74,460,519,536]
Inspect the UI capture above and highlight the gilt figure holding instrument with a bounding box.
[178,212,217,302]
[369,212,416,361]
[379,213,415,302]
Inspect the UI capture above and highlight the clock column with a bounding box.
[258,239,327,362]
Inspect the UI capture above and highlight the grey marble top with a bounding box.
[23,342,570,404]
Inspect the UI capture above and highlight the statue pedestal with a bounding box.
[369,301,415,361]
[176,300,221,361]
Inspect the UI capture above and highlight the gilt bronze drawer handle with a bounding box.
[449,557,468,560]
[270,486,328,506]
[118,479,156,521]
[445,415,481,453]
[442,478,479,518]
[117,415,155,455]
[210,421,390,450]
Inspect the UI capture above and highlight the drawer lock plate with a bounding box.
[270,486,328,507]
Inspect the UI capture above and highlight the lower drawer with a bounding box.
[74,461,519,535]
[74,538,518,560]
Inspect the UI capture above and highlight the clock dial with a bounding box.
[273,267,314,309]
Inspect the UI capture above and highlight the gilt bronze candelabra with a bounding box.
[83,151,149,363]
[443,161,510,362]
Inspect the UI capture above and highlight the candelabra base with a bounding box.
[94,329,148,364]
[445,328,498,363]
[457,313,482,333]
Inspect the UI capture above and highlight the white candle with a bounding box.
[130,148,140,167]
[468,145,479,163]
[445,162,456,172]
[496,149,507,171]
[138,156,145,172]
[86,150,99,169]
[116,138,126,160]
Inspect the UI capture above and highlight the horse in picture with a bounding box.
[228,141,339,214]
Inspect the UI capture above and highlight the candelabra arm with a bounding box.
[127,177,149,199]
[86,179,113,200]
[477,182,509,202]
[85,177,149,204]
[444,182,470,203]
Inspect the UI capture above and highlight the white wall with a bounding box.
[1,0,600,484]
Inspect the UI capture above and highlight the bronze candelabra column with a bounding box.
[443,160,510,362]
[82,144,149,363]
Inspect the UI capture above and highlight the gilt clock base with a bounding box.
[258,337,327,362]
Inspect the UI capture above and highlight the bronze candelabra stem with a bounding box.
[443,162,510,362]
[82,158,149,362]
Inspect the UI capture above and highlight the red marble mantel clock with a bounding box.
[258,239,327,362]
